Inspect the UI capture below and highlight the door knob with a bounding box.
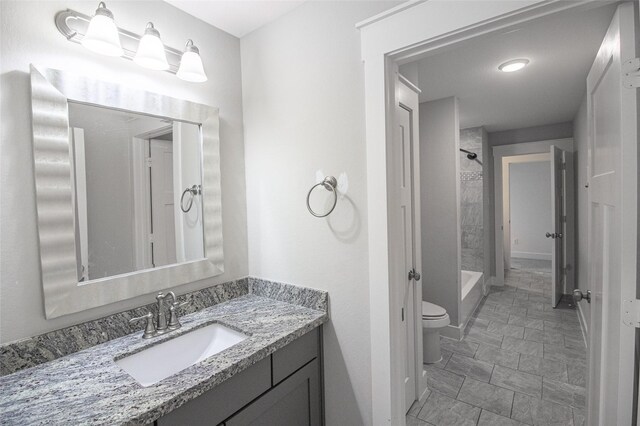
[408,269,421,281]
[573,289,591,303]
[546,232,563,239]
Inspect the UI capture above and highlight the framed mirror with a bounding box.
[30,65,224,318]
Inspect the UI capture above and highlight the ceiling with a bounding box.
[165,0,308,38]
[402,3,618,132]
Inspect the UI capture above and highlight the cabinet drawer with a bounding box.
[272,329,318,385]
[156,357,271,426]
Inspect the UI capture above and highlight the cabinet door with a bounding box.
[226,359,320,426]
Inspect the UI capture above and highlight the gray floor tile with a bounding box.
[511,392,574,425]
[408,388,431,417]
[425,365,464,398]
[518,354,568,382]
[543,344,586,363]
[566,359,587,387]
[477,310,511,324]
[542,378,586,409]
[475,344,520,370]
[445,353,494,383]
[431,349,453,369]
[478,410,526,426]
[465,327,503,348]
[467,317,491,330]
[439,337,478,357]
[494,304,528,317]
[572,408,585,426]
[527,309,563,322]
[490,365,543,398]
[457,377,514,417]
[509,315,544,331]
[524,328,565,346]
[563,334,585,351]
[488,321,526,339]
[502,336,544,357]
[406,414,432,426]
[417,391,480,426]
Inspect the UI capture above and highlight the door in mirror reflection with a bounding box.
[68,102,204,281]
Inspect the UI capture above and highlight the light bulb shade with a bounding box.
[81,3,123,57]
[134,23,169,70]
[177,50,207,82]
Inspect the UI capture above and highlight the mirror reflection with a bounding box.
[68,103,204,281]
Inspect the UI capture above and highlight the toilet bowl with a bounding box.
[422,301,450,364]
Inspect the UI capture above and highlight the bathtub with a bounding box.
[461,270,484,329]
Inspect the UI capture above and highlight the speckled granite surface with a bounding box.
[0,290,328,425]
[249,277,329,312]
[0,279,250,376]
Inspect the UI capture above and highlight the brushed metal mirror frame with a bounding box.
[30,65,224,318]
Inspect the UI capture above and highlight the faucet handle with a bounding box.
[167,301,189,330]
[129,311,156,339]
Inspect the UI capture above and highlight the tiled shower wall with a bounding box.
[460,127,484,273]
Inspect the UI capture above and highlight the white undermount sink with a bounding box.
[116,323,248,387]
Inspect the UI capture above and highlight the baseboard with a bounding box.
[577,302,588,349]
[511,252,552,261]
[441,323,464,340]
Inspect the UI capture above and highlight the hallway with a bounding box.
[408,267,587,425]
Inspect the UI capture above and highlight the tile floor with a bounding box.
[407,262,587,426]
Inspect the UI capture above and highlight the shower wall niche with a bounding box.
[460,127,485,273]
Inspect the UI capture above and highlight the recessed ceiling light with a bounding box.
[498,59,529,73]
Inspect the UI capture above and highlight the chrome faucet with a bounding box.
[129,290,188,339]
[155,291,176,334]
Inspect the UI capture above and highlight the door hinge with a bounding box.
[623,299,640,328]
[560,162,566,171]
[146,157,152,167]
[622,58,640,89]
[562,215,567,223]
[148,233,154,243]
[401,308,404,321]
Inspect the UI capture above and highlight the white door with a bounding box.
[549,145,564,307]
[150,138,177,267]
[585,3,638,424]
[395,77,423,414]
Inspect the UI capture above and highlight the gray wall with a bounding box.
[460,127,484,273]
[240,2,396,424]
[486,122,573,280]
[420,97,461,326]
[573,96,590,331]
[0,0,248,343]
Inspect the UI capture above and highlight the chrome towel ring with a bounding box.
[180,184,201,213]
[307,176,338,218]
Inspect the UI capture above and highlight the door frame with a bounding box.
[357,1,604,423]
[492,139,573,287]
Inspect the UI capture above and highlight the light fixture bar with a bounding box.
[55,9,182,74]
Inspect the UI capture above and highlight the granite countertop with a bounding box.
[0,294,328,425]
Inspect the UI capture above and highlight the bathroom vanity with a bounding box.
[0,281,328,425]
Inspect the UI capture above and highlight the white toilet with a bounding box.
[422,301,450,364]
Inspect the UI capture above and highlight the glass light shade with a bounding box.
[177,51,207,82]
[134,24,169,71]
[81,6,123,57]
[498,59,530,73]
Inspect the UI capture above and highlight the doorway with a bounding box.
[360,1,639,424]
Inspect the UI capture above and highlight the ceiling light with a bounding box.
[81,2,123,57]
[498,59,529,73]
[177,40,208,83]
[134,22,169,71]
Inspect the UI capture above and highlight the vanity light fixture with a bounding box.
[498,58,530,73]
[81,2,123,57]
[134,22,169,71]
[177,40,208,83]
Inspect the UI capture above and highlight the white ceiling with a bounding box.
[165,0,308,38]
[403,4,618,132]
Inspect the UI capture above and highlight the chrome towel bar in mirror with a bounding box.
[307,176,338,218]
[180,184,202,213]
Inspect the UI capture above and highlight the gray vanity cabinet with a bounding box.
[155,327,322,426]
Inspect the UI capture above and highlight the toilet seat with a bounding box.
[422,301,450,329]
[422,301,446,318]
